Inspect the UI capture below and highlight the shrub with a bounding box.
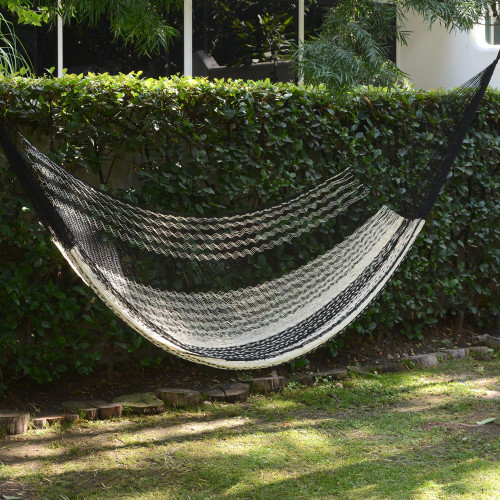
[0,73,498,385]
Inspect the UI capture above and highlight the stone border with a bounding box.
[2,337,497,435]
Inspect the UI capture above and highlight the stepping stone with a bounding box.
[112,393,165,415]
[249,376,286,394]
[313,368,348,381]
[473,334,500,350]
[0,411,30,435]
[95,403,123,419]
[219,383,250,403]
[61,400,107,420]
[469,346,491,359]
[434,352,449,361]
[348,366,380,378]
[444,348,469,359]
[64,414,80,424]
[371,362,408,374]
[156,388,202,408]
[32,413,66,429]
[204,387,226,402]
[289,374,315,386]
[404,353,439,368]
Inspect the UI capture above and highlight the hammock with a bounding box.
[1,54,498,369]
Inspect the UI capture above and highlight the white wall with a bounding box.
[396,11,500,90]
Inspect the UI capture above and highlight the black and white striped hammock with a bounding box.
[1,54,498,369]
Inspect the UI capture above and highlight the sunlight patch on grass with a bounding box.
[1,357,499,499]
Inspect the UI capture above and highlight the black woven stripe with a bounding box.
[76,217,415,361]
[0,123,75,248]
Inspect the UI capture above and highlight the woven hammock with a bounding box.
[1,55,498,369]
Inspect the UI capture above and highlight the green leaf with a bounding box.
[476,418,496,426]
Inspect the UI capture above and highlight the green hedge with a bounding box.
[0,73,498,386]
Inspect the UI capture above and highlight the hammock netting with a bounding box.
[1,54,498,369]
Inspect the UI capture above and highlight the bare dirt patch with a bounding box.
[424,421,500,436]
[0,478,37,499]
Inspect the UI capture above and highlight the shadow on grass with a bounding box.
[7,426,499,500]
[1,360,499,498]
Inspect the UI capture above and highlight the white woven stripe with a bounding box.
[88,206,402,348]
[25,139,361,228]
[54,208,424,369]
[50,183,368,260]
[22,136,427,369]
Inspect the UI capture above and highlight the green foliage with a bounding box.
[0,73,498,386]
[290,357,310,374]
[299,1,406,98]
[198,0,301,66]
[0,0,182,55]
[232,9,295,63]
[301,0,496,96]
[0,12,32,75]
[327,338,344,358]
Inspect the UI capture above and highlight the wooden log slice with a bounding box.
[112,393,165,415]
[32,417,47,429]
[249,376,286,394]
[0,411,30,435]
[32,413,66,429]
[404,353,439,368]
[95,403,123,419]
[472,335,500,350]
[219,383,250,403]
[469,346,491,359]
[444,348,469,359]
[204,387,227,402]
[371,362,408,374]
[64,414,80,424]
[434,352,449,361]
[61,400,106,420]
[156,388,202,408]
[313,368,348,381]
[347,366,381,378]
[289,374,315,386]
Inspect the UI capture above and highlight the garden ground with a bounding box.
[0,324,484,414]
[0,334,499,499]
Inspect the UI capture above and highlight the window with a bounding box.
[485,4,500,45]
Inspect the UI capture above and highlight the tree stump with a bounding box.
[61,400,107,420]
[95,403,123,419]
[32,413,66,429]
[249,376,286,394]
[156,388,202,408]
[313,368,348,381]
[404,353,439,368]
[218,383,250,403]
[0,411,30,435]
[112,393,165,415]
[472,334,500,350]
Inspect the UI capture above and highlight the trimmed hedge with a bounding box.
[0,73,498,386]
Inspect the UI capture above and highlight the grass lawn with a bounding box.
[0,357,499,499]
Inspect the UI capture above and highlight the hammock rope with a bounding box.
[1,54,498,369]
